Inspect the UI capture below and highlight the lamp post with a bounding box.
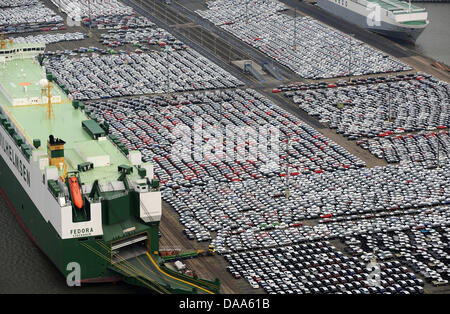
[285,135,291,198]
[88,0,92,38]
[347,34,355,81]
[293,8,297,51]
[246,0,249,25]
[437,135,440,168]
[387,90,391,123]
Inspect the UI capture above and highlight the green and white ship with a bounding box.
[0,40,219,294]
[316,0,429,42]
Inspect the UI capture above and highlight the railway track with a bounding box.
[124,0,258,88]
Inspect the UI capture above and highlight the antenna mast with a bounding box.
[41,80,55,119]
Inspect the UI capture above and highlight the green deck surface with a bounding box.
[0,58,65,100]
[0,57,138,185]
[400,20,428,25]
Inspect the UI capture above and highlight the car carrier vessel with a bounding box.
[316,0,429,42]
[0,39,219,294]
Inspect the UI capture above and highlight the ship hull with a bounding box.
[0,153,119,282]
[316,0,427,42]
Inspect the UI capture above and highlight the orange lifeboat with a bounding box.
[69,176,83,209]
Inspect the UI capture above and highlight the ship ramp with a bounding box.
[243,62,265,82]
[262,62,284,81]
[110,252,219,294]
[79,235,219,294]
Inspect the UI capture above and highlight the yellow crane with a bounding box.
[0,33,13,50]
[40,79,55,120]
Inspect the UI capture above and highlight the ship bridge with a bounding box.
[365,0,428,25]
[366,0,427,13]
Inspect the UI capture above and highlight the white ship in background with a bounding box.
[316,0,429,42]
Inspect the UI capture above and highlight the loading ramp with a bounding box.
[244,62,265,82]
[262,62,284,80]
[110,253,219,294]
[80,240,219,294]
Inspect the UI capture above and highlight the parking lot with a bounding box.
[86,88,366,181]
[285,74,449,137]
[0,1,63,34]
[359,131,449,165]
[224,241,431,294]
[195,0,411,79]
[1,0,449,294]
[86,85,450,293]
[45,43,244,100]
[12,32,87,45]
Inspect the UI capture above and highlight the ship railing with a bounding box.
[0,108,32,161]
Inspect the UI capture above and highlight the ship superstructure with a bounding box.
[0,40,219,294]
[316,0,429,42]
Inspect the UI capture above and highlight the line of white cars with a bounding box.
[45,48,244,100]
[288,74,449,140]
[50,0,133,20]
[196,0,410,79]
[358,130,450,165]
[225,241,428,294]
[50,0,153,29]
[344,227,450,288]
[12,32,87,45]
[0,2,64,34]
[0,0,38,7]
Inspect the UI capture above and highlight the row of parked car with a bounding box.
[196,0,410,79]
[45,48,244,100]
[99,28,188,50]
[0,2,64,34]
[216,203,450,253]
[12,32,87,45]
[358,131,450,165]
[85,88,365,185]
[224,241,429,294]
[0,0,37,7]
[344,227,450,288]
[288,75,449,140]
[166,161,450,249]
[280,73,424,93]
[50,0,153,29]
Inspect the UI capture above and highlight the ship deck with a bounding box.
[0,57,139,185]
[365,0,426,14]
[0,58,65,100]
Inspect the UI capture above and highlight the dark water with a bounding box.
[412,3,450,65]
